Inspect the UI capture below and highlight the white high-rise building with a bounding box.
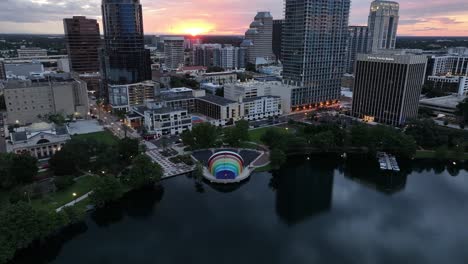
[163,36,185,70]
[367,0,399,52]
[243,12,275,64]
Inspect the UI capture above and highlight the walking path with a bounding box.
[56,191,93,213]
[144,141,195,179]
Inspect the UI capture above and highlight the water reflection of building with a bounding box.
[274,158,334,225]
[344,156,407,194]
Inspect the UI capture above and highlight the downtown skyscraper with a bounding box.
[243,12,275,64]
[63,16,101,74]
[367,0,400,52]
[346,26,369,74]
[101,0,151,98]
[282,0,350,107]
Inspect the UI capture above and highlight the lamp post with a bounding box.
[72,192,77,205]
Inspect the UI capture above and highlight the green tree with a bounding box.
[223,120,249,147]
[455,99,468,123]
[270,149,286,170]
[0,202,68,263]
[0,154,38,189]
[310,131,336,152]
[90,176,124,207]
[54,175,75,191]
[117,138,140,164]
[181,123,220,149]
[125,155,163,189]
[193,162,204,183]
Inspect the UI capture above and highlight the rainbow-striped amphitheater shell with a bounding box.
[208,151,244,180]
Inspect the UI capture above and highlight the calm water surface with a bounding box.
[13,156,468,264]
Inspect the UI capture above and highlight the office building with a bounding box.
[351,53,427,126]
[244,12,275,64]
[4,73,89,125]
[346,26,369,73]
[164,36,185,70]
[7,122,70,160]
[101,0,151,98]
[272,19,283,61]
[132,104,192,137]
[282,0,350,108]
[193,44,222,67]
[17,47,47,58]
[63,16,101,74]
[0,59,5,80]
[367,0,399,52]
[108,81,160,111]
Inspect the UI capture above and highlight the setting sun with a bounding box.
[170,20,215,36]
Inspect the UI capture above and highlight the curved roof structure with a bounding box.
[208,151,244,180]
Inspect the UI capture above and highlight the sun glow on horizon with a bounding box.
[170,20,215,36]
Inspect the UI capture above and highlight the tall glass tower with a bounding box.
[282,0,350,108]
[367,0,399,52]
[101,0,151,96]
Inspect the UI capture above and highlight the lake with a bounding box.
[13,155,468,264]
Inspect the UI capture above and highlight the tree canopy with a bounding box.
[0,153,37,190]
[181,123,221,149]
[125,155,163,189]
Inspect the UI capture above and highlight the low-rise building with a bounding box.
[419,95,466,115]
[17,47,47,58]
[242,96,282,120]
[224,80,293,113]
[7,122,70,160]
[194,94,242,126]
[198,71,238,85]
[4,73,89,125]
[108,81,160,111]
[133,105,192,137]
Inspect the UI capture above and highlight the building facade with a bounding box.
[163,36,185,71]
[367,0,399,52]
[137,107,192,137]
[272,19,283,62]
[242,96,282,120]
[7,122,70,160]
[282,0,350,108]
[430,55,468,76]
[63,16,101,74]
[346,26,369,74]
[108,81,159,111]
[101,0,151,98]
[351,53,427,126]
[198,71,238,85]
[4,74,89,125]
[244,12,275,64]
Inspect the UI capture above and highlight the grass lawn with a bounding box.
[254,164,273,173]
[248,127,290,144]
[415,150,468,160]
[30,175,96,211]
[73,131,118,146]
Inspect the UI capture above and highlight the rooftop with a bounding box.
[420,95,466,109]
[199,94,236,106]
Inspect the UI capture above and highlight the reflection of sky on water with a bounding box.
[16,158,468,264]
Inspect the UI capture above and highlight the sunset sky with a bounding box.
[0,0,467,36]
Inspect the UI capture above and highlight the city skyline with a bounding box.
[0,0,467,36]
